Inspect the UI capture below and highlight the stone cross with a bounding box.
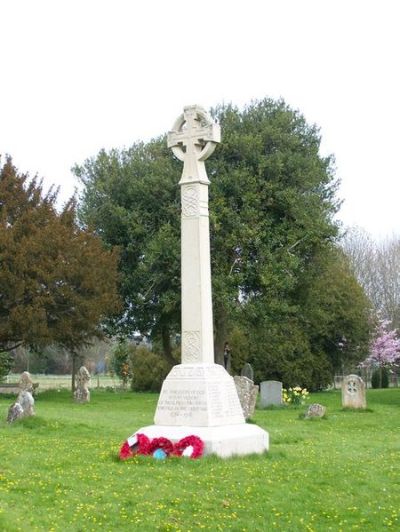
[168,106,220,365]
[168,105,220,185]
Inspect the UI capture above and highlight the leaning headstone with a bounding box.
[6,390,35,423]
[19,371,34,393]
[342,374,366,409]
[241,363,254,382]
[305,403,326,418]
[74,366,91,403]
[260,380,283,407]
[7,402,24,423]
[233,376,259,419]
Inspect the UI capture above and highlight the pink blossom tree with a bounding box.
[363,320,400,387]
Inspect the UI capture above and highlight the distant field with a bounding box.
[6,373,117,391]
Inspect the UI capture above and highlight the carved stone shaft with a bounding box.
[168,105,220,365]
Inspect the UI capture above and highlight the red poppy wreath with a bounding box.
[119,433,204,460]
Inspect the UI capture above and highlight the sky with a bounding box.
[1,0,399,239]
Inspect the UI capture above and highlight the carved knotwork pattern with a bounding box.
[183,331,201,362]
[182,186,199,217]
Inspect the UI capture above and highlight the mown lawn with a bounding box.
[0,388,399,531]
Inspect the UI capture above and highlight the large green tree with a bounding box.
[0,156,121,379]
[75,99,371,387]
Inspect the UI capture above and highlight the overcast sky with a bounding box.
[1,0,399,239]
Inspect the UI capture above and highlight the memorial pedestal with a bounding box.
[134,423,269,458]
[134,363,269,457]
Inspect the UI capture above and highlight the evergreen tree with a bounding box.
[0,156,121,376]
[75,99,371,388]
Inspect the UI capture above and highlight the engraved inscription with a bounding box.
[183,331,201,362]
[208,381,239,420]
[182,186,199,217]
[156,388,207,422]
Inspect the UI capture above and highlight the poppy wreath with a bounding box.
[173,435,204,459]
[118,433,151,460]
[119,433,205,460]
[148,437,174,457]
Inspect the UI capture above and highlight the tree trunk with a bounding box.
[71,353,77,394]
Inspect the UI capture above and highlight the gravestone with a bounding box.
[342,374,366,409]
[7,402,24,423]
[305,403,326,418]
[241,363,254,382]
[129,105,269,457]
[19,371,33,393]
[260,380,283,408]
[233,376,259,419]
[74,366,91,403]
[7,390,35,423]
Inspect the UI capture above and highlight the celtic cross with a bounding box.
[167,105,220,185]
[168,105,220,364]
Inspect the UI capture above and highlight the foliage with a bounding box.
[1,389,400,530]
[362,319,400,388]
[0,350,12,381]
[110,341,134,387]
[130,345,171,392]
[0,156,121,358]
[364,319,400,368]
[75,99,371,387]
[371,367,389,389]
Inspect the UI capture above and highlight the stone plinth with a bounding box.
[155,364,244,426]
[134,423,269,458]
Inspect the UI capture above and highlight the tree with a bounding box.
[362,319,400,387]
[0,350,12,382]
[342,228,400,329]
[0,156,121,384]
[75,99,370,388]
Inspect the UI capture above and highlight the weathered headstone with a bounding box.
[233,376,259,419]
[74,366,91,403]
[19,371,33,393]
[7,402,24,423]
[7,390,35,423]
[342,374,366,409]
[305,403,326,418]
[129,105,269,457]
[260,380,283,408]
[241,363,254,382]
[18,390,35,416]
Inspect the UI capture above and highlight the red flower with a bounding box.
[173,435,204,459]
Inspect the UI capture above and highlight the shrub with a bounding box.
[371,367,389,389]
[130,346,171,392]
[111,341,134,388]
[0,351,13,382]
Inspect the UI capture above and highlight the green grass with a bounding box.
[1,389,400,531]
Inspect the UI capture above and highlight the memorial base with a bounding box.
[133,423,269,458]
